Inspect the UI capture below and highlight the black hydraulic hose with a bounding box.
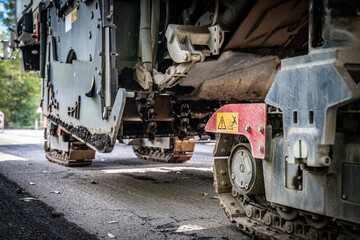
[39,3,47,78]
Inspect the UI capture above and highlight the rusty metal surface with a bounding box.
[122,95,173,122]
[175,51,280,101]
[174,139,196,152]
[69,149,96,160]
[132,138,195,163]
[225,0,308,50]
[213,158,232,194]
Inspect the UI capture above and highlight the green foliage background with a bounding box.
[0,0,42,128]
[0,0,16,28]
[0,55,41,128]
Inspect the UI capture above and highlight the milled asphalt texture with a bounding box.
[0,172,98,240]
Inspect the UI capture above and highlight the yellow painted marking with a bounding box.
[33,8,39,21]
[71,8,77,23]
[216,112,238,133]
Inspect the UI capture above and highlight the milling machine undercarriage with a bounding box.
[10,0,360,239]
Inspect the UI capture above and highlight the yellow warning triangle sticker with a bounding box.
[217,116,227,130]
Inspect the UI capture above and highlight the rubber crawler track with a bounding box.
[132,145,193,163]
[214,171,360,240]
[46,151,93,167]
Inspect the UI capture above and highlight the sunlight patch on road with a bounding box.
[102,166,212,174]
[176,221,224,232]
[0,152,28,161]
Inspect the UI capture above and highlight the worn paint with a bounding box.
[205,104,267,159]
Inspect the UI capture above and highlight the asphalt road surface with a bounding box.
[0,129,250,240]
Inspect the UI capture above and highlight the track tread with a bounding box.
[213,160,359,240]
[133,145,192,163]
[46,152,93,167]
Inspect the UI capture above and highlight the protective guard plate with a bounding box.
[205,104,267,159]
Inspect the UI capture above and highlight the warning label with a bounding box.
[71,8,77,23]
[33,8,39,21]
[65,8,77,33]
[216,112,238,133]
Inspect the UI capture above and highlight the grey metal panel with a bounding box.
[16,0,42,22]
[342,163,360,203]
[263,134,360,224]
[49,2,102,65]
[266,50,360,145]
[16,0,32,22]
[264,49,360,224]
[40,0,126,153]
[49,135,69,152]
[266,49,360,168]
[49,60,126,152]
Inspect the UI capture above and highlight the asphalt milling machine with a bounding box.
[2,0,360,239]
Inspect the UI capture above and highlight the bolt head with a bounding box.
[258,145,264,153]
[220,169,226,175]
[245,125,251,132]
[342,194,347,200]
[258,125,264,133]
[323,157,331,165]
[231,188,238,198]
[239,164,245,173]
[231,174,235,180]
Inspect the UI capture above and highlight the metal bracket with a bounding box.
[165,24,224,63]
[133,62,153,90]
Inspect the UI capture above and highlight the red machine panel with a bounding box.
[205,104,267,159]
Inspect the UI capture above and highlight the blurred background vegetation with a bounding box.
[0,55,41,128]
[0,0,42,128]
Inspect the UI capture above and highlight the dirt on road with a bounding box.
[0,130,248,240]
[0,172,97,240]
